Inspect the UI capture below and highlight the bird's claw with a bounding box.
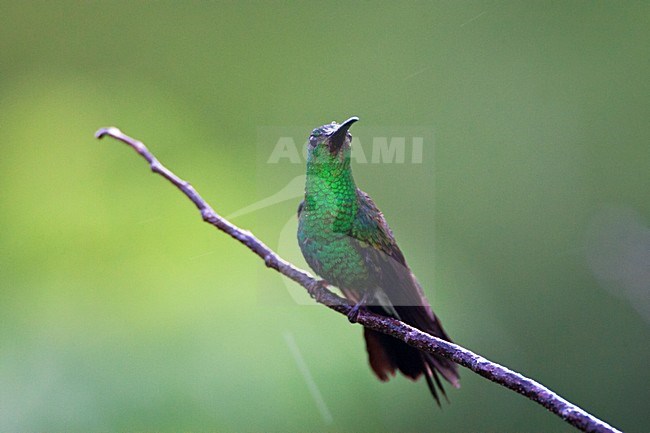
[347,304,362,323]
[308,279,330,299]
[347,291,372,323]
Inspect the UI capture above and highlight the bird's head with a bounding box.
[306,116,359,170]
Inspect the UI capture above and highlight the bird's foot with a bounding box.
[308,279,330,299]
[347,292,371,323]
[347,302,363,323]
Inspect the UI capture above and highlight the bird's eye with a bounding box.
[309,135,319,147]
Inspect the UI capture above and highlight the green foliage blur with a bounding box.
[1,2,648,432]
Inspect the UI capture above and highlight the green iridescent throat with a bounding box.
[299,140,368,287]
[304,144,357,224]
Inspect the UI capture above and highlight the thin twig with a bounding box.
[94,127,622,433]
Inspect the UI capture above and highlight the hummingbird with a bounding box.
[297,117,459,403]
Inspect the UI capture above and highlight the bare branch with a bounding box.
[94,127,622,433]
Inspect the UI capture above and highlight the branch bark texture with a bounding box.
[95,127,622,433]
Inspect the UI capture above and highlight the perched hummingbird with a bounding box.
[297,117,459,403]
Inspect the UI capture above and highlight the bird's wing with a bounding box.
[350,189,460,391]
[297,200,304,217]
[349,189,432,310]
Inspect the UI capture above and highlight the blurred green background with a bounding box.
[1,1,648,432]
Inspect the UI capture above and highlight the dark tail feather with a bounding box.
[363,305,460,403]
[422,363,441,406]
